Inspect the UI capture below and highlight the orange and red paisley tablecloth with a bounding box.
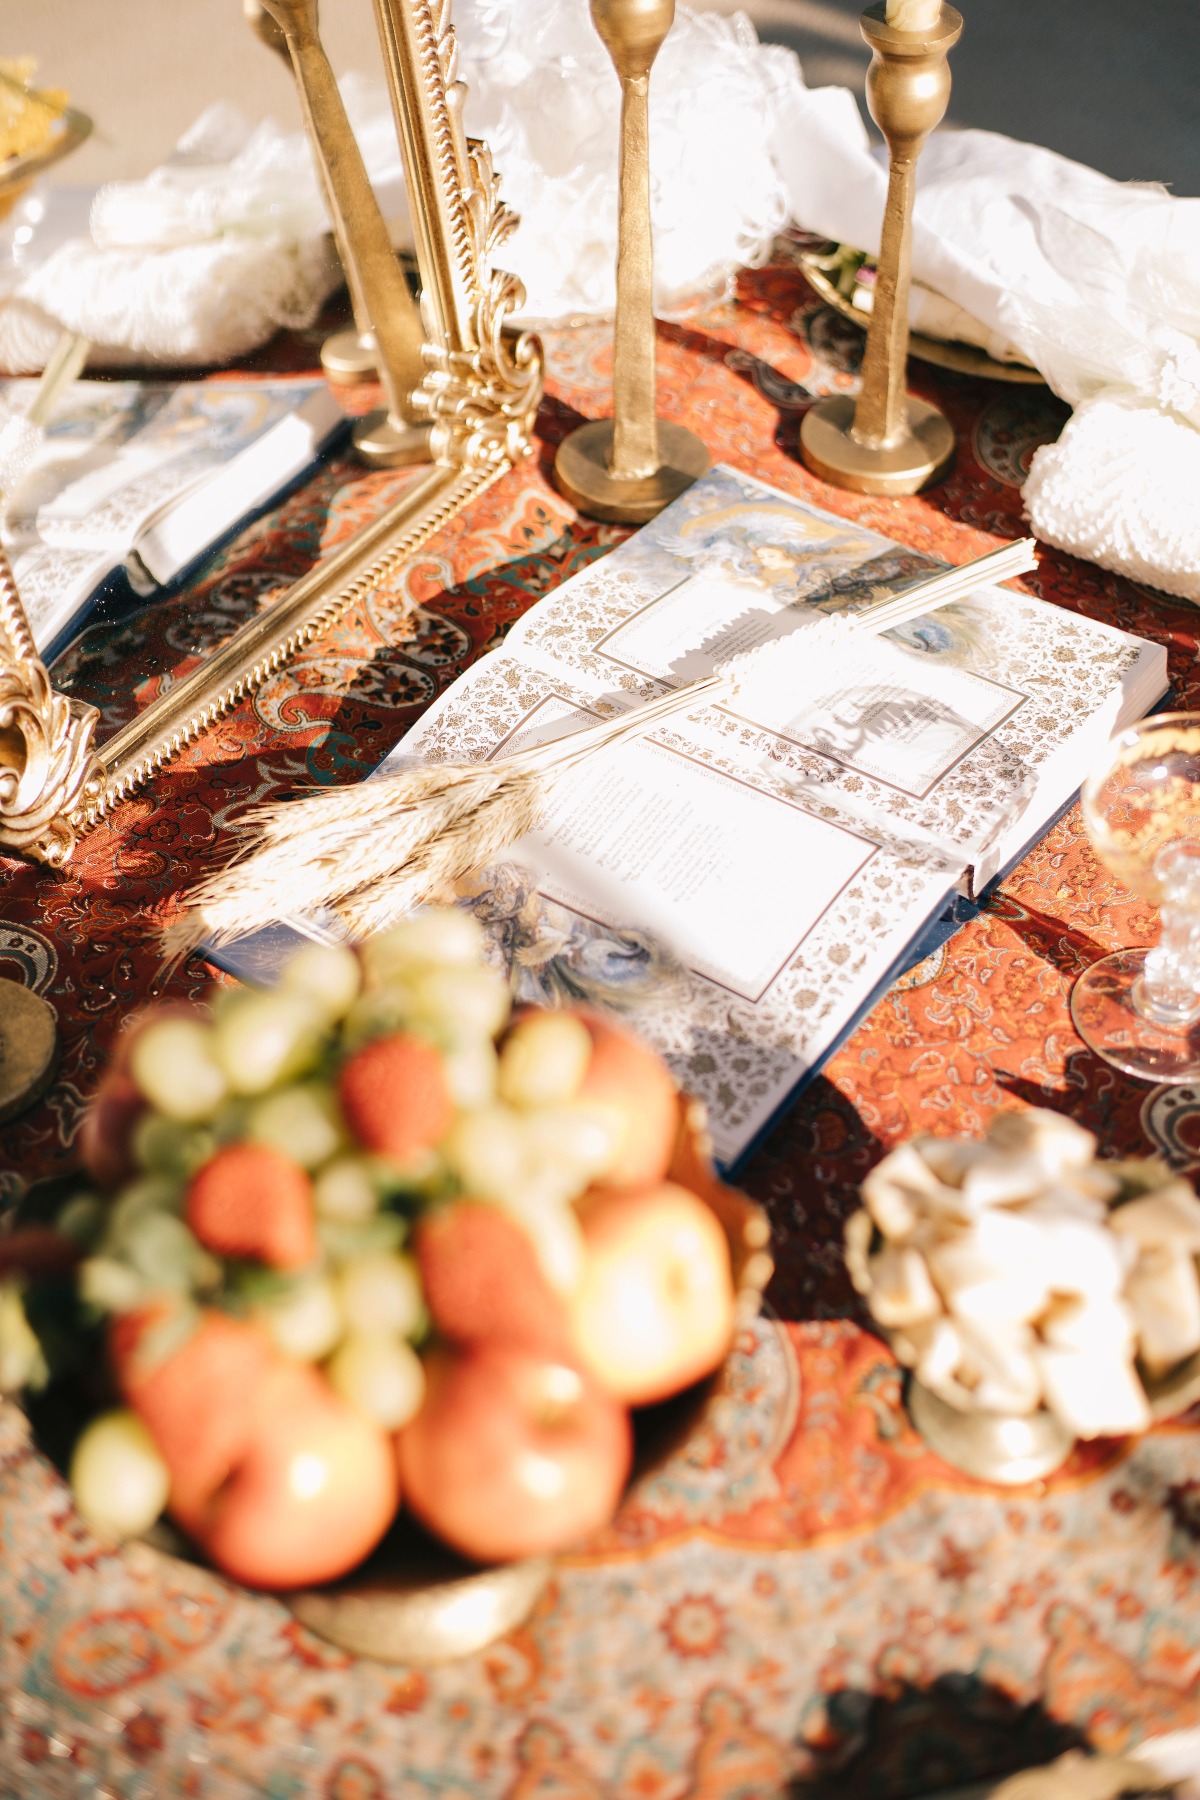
[2,252,1199,1798]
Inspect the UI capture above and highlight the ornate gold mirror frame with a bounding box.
[0,0,542,867]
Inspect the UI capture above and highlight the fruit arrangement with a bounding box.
[0,910,750,1591]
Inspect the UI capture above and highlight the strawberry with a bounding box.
[415,1201,572,1356]
[186,1143,316,1271]
[110,1303,276,1528]
[338,1034,452,1161]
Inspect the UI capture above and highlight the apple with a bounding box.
[195,1362,399,1590]
[338,1033,453,1161]
[415,1201,573,1356]
[396,1344,631,1563]
[572,1009,678,1191]
[569,1182,735,1405]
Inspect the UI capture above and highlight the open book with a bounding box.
[4,375,346,663]
[214,465,1166,1168]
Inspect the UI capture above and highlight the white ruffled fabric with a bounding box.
[770,84,1200,603]
[0,76,406,372]
[454,0,796,321]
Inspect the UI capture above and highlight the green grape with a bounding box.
[326,1332,425,1429]
[55,1194,106,1249]
[317,1211,407,1265]
[0,1281,47,1395]
[69,1409,169,1542]
[107,1176,184,1244]
[336,1250,426,1338]
[407,965,511,1045]
[521,1103,621,1193]
[247,1082,343,1169]
[132,1114,217,1180]
[498,1191,585,1296]
[255,1277,343,1362]
[79,1256,144,1314]
[211,990,326,1095]
[313,1156,379,1223]
[361,909,485,986]
[129,1018,227,1123]
[211,1096,253,1145]
[341,986,417,1051]
[442,1104,528,1202]
[442,1039,499,1109]
[498,1012,593,1109]
[123,1211,218,1293]
[280,941,361,1020]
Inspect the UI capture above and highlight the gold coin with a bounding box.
[0,978,57,1126]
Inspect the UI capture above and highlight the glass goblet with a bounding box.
[1071,714,1200,1081]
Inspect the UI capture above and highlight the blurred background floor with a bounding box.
[7,0,1199,194]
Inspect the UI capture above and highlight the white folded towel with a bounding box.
[1023,397,1200,603]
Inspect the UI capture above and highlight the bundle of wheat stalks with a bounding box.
[167,539,1038,957]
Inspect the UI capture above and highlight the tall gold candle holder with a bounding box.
[800,2,961,497]
[554,0,710,525]
[257,0,432,465]
[245,0,378,387]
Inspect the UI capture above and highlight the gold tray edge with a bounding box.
[0,104,93,199]
[799,248,1046,387]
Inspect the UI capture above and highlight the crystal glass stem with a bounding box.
[1140,843,1200,1027]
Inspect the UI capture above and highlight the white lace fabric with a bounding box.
[0,76,405,373]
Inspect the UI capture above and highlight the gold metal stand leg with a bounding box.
[554,0,709,525]
[800,2,961,497]
[320,326,379,386]
[254,0,430,467]
[244,3,382,391]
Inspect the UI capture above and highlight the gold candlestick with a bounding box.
[257,0,431,465]
[554,0,709,525]
[800,2,961,496]
[245,0,378,387]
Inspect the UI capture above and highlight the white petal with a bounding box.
[987,1107,1097,1172]
[1126,1246,1200,1379]
[956,1317,1041,1415]
[1022,1207,1130,1297]
[1037,1344,1149,1439]
[929,1211,1051,1322]
[863,1141,964,1235]
[864,1244,941,1329]
[1110,1183,1200,1253]
[1040,1292,1135,1356]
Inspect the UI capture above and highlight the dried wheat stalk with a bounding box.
[167,538,1038,954]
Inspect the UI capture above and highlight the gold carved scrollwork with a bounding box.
[0,0,544,863]
[0,550,102,866]
[372,0,542,469]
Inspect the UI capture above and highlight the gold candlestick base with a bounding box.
[800,393,955,497]
[321,327,378,386]
[555,419,710,525]
[352,409,434,469]
[800,0,961,498]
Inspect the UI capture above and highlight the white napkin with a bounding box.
[770,80,1200,604]
[0,75,408,373]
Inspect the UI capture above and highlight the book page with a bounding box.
[2,376,336,655]
[505,465,1159,861]
[392,655,957,1164]
[524,735,876,1004]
